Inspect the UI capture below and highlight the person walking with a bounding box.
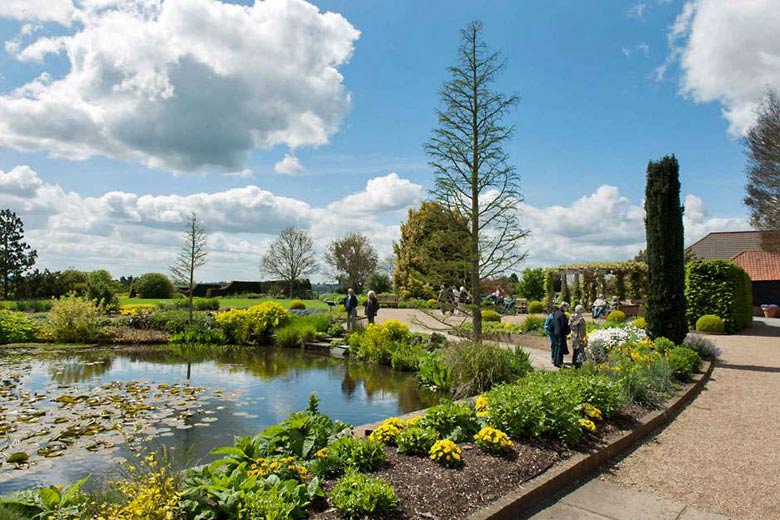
[344,288,358,330]
[437,285,449,316]
[458,286,469,315]
[364,290,379,325]
[544,305,559,365]
[553,301,570,368]
[570,304,587,368]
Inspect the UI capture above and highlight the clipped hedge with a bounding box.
[695,314,725,333]
[685,260,752,334]
[606,310,627,323]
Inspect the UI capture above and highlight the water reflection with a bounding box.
[0,345,438,492]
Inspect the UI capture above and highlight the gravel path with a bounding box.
[603,318,780,519]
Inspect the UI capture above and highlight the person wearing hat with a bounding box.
[552,302,571,368]
[570,304,587,368]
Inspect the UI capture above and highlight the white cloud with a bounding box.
[0,166,748,279]
[627,3,648,20]
[0,0,75,25]
[0,0,360,173]
[622,42,650,58]
[661,0,780,135]
[274,154,305,175]
[328,173,424,215]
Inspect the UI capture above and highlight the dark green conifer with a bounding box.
[644,155,688,344]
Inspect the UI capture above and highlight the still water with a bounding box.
[0,345,438,493]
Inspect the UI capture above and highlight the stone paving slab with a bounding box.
[529,480,732,520]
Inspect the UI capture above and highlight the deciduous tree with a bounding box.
[426,21,528,336]
[744,89,780,251]
[171,213,207,324]
[261,227,318,298]
[324,233,378,292]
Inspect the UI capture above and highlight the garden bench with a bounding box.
[517,298,528,314]
[618,303,642,317]
[377,294,399,308]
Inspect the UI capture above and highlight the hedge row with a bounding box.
[685,260,752,334]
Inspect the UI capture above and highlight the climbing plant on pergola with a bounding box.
[543,261,647,309]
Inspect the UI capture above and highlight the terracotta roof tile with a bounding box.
[731,250,780,281]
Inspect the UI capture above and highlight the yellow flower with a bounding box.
[579,418,596,432]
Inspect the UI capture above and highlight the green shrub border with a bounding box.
[685,260,752,334]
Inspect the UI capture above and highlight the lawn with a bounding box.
[119,297,329,310]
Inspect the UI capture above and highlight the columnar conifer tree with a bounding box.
[644,155,688,344]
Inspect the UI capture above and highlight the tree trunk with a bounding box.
[470,29,482,339]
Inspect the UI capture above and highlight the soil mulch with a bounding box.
[311,408,647,520]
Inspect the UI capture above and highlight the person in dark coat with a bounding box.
[365,290,379,324]
[344,288,358,330]
[552,301,570,368]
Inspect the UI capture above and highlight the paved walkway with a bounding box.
[531,317,780,520]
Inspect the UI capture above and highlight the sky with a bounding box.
[0,0,776,282]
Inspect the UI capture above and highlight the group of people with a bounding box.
[544,302,587,368]
[436,284,471,316]
[342,288,380,330]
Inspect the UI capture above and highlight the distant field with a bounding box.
[119,297,329,310]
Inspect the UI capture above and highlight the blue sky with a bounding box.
[0,0,773,280]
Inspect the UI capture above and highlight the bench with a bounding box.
[377,294,399,308]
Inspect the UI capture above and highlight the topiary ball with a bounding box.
[695,314,725,333]
[481,309,502,322]
[606,310,627,323]
[527,300,544,314]
[632,317,646,329]
[289,300,306,310]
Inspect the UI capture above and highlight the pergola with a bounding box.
[543,261,647,309]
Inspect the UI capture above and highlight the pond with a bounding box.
[0,345,438,493]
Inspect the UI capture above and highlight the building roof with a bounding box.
[731,250,780,282]
[688,231,766,260]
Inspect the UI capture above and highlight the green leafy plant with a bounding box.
[40,294,109,343]
[329,471,398,519]
[606,310,627,323]
[356,324,392,364]
[686,260,752,334]
[169,322,227,345]
[417,402,478,442]
[523,315,544,332]
[527,300,545,314]
[442,342,533,398]
[653,336,676,354]
[0,476,88,519]
[695,314,725,333]
[315,437,388,476]
[667,346,701,381]
[683,334,722,359]
[632,317,646,329]
[390,341,425,371]
[396,426,439,456]
[289,299,306,310]
[417,351,453,392]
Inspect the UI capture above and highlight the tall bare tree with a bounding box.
[261,227,318,298]
[745,89,780,251]
[171,212,207,324]
[426,20,527,336]
[324,233,378,292]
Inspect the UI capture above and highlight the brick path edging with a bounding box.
[466,360,715,520]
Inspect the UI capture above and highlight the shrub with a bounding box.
[289,299,306,310]
[169,323,226,345]
[527,300,545,314]
[86,269,119,311]
[330,471,397,519]
[667,347,701,381]
[683,334,722,359]
[382,319,410,341]
[632,317,646,329]
[427,298,438,309]
[686,260,753,334]
[390,342,424,371]
[134,273,175,299]
[523,315,544,332]
[418,402,478,442]
[429,439,463,468]
[41,294,108,343]
[695,314,725,333]
[474,426,514,456]
[442,342,533,398]
[0,310,38,344]
[327,324,345,338]
[586,326,647,363]
[215,302,289,344]
[396,426,439,456]
[356,324,392,364]
[606,310,627,323]
[147,310,213,333]
[13,300,52,313]
[653,336,676,354]
[481,309,501,322]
